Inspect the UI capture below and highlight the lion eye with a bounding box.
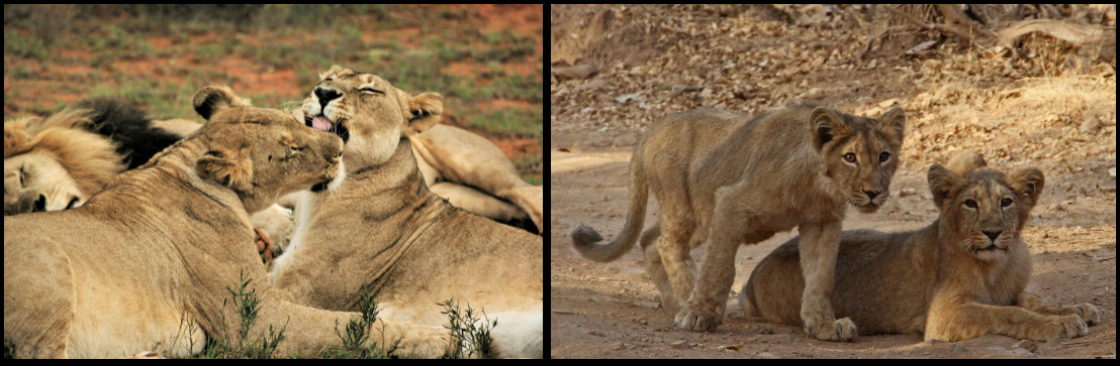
[879,151,890,163]
[291,146,306,152]
[964,199,978,209]
[360,87,384,95]
[843,153,857,163]
[1000,197,1013,207]
[18,165,26,186]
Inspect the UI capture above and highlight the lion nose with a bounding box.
[863,189,881,200]
[33,194,47,212]
[982,230,1002,242]
[315,87,341,109]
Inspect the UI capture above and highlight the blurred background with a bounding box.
[4,4,542,183]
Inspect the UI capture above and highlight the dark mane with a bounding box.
[75,97,184,169]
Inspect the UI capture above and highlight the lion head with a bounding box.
[192,85,345,212]
[812,106,906,213]
[300,65,443,169]
[927,161,1044,262]
[3,110,125,215]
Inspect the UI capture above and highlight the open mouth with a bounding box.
[310,181,330,193]
[306,115,350,143]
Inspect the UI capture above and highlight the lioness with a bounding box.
[271,66,543,358]
[571,105,906,340]
[4,85,451,358]
[741,155,1101,341]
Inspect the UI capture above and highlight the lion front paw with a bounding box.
[1073,303,1100,325]
[805,317,858,342]
[388,324,456,358]
[673,301,723,331]
[1030,315,1088,341]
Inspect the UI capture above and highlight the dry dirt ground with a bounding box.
[550,5,1116,358]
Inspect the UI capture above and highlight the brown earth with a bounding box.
[550,5,1116,359]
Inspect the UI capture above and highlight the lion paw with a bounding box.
[805,317,858,342]
[674,302,723,332]
[1073,303,1100,325]
[1032,315,1088,341]
[389,324,456,358]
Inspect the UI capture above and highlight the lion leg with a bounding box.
[673,194,757,332]
[428,182,528,222]
[797,220,857,341]
[638,222,679,311]
[1016,292,1100,325]
[654,217,696,314]
[206,265,453,358]
[925,297,1089,342]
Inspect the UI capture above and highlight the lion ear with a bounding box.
[401,91,443,136]
[193,85,251,120]
[809,107,850,152]
[877,106,906,146]
[945,150,987,175]
[927,163,964,210]
[1007,167,1045,208]
[196,146,254,192]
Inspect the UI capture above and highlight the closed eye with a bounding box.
[360,87,384,95]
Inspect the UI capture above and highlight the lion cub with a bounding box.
[571,105,905,340]
[741,154,1100,342]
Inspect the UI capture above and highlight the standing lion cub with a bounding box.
[571,105,905,340]
[741,154,1101,342]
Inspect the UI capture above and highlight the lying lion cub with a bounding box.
[741,153,1100,341]
[4,85,451,358]
[572,105,905,340]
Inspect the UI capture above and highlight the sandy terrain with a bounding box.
[550,5,1116,359]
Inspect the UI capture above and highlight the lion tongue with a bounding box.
[312,116,333,132]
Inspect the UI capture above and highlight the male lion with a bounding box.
[741,153,1101,342]
[4,98,189,215]
[4,108,124,214]
[571,105,906,340]
[272,66,543,358]
[4,85,452,358]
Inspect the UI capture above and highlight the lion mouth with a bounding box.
[970,241,1008,254]
[851,201,881,213]
[306,115,350,143]
[310,181,330,193]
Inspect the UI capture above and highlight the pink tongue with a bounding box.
[312,116,333,131]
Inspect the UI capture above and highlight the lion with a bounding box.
[3,85,452,358]
[570,105,906,340]
[4,98,191,215]
[271,66,543,358]
[740,152,1101,342]
[4,108,124,214]
[289,92,543,234]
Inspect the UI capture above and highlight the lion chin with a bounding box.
[852,201,882,214]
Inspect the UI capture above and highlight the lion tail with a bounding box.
[570,147,649,262]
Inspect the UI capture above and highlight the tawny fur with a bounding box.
[742,155,1100,342]
[4,109,124,215]
[570,105,906,340]
[3,85,452,358]
[272,66,543,358]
